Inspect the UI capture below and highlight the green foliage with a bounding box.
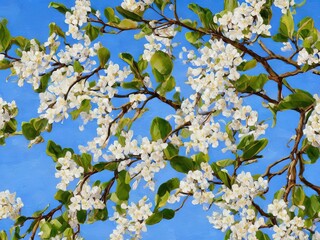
[277,89,315,111]
[150,117,172,141]
[97,47,111,67]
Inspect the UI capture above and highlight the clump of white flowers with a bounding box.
[55,151,84,190]
[207,172,268,239]
[174,39,268,155]
[0,190,24,220]
[142,24,177,61]
[106,130,168,191]
[297,48,320,66]
[121,0,154,12]
[268,199,309,239]
[274,0,295,14]
[214,0,271,41]
[68,182,105,228]
[12,39,54,89]
[65,0,91,40]
[109,196,153,240]
[304,94,320,147]
[0,98,17,130]
[169,162,215,207]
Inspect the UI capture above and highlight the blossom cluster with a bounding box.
[304,94,320,147]
[168,162,214,206]
[207,172,268,239]
[12,39,55,89]
[65,0,91,40]
[0,98,17,131]
[143,24,177,61]
[268,199,309,239]
[214,0,271,41]
[106,130,168,191]
[297,48,320,66]
[173,39,268,155]
[55,151,84,190]
[68,182,105,228]
[121,0,154,12]
[0,190,23,220]
[109,196,153,240]
[274,0,295,14]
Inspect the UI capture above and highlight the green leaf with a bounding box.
[119,53,140,78]
[77,210,87,224]
[21,122,38,140]
[35,73,51,93]
[54,190,72,204]
[237,59,257,71]
[46,140,63,162]
[216,159,235,167]
[297,17,315,39]
[211,162,232,188]
[49,23,65,39]
[272,33,289,42]
[242,138,268,160]
[237,135,254,150]
[0,231,7,240]
[116,6,142,21]
[0,19,11,52]
[39,222,52,239]
[104,7,120,23]
[277,89,315,111]
[73,61,83,73]
[150,117,172,141]
[161,208,175,219]
[84,23,100,42]
[0,59,12,70]
[117,19,138,29]
[164,143,179,160]
[48,2,70,14]
[150,51,173,81]
[234,74,268,93]
[256,231,271,240]
[155,178,180,208]
[188,4,215,30]
[224,0,238,11]
[279,11,294,38]
[3,119,17,134]
[116,183,131,200]
[70,99,91,120]
[306,145,319,163]
[146,212,163,225]
[87,208,108,223]
[97,47,110,67]
[170,156,194,173]
[292,185,305,206]
[185,31,203,45]
[73,153,92,172]
[157,76,176,96]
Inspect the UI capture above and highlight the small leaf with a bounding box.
[21,122,38,140]
[277,89,315,111]
[170,156,194,173]
[97,47,110,67]
[150,117,172,141]
[84,23,100,42]
[279,11,294,38]
[224,0,238,11]
[150,51,173,78]
[237,59,257,71]
[146,212,163,225]
[48,2,70,14]
[116,6,142,21]
[242,138,268,160]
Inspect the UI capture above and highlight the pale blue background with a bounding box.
[0,1,319,239]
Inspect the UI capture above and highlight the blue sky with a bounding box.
[0,0,320,239]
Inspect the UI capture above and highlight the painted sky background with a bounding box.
[0,0,320,239]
